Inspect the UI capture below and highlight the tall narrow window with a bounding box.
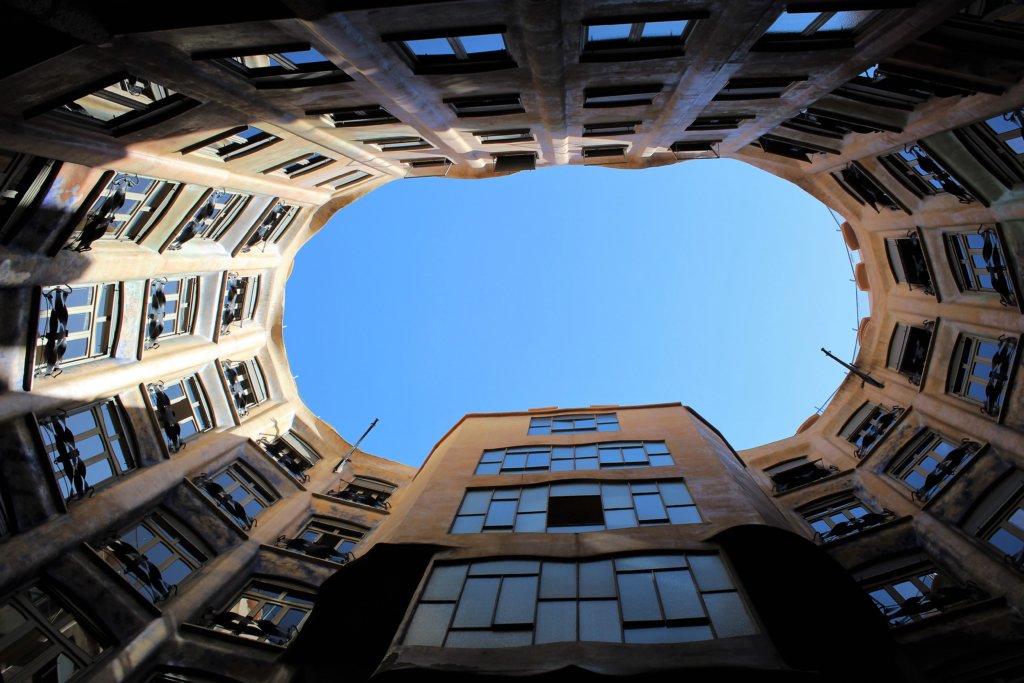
[209,581,314,645]
[258,432,320,482]
[97,512,208,603]
[840,403,903,458]
[888,431,980,502]
[948,334,1017,417]
[886,234,934,294]
[222,358,269,418]
[945,227,1017,306]
[278,517,364,564]
[887,322,933,385]
[328,477,395,510]
[145,276,199,350]
[169,190,250,249]
[0,584,107,681]
[221,274,260,334]
[148,375,212,453]
[68,173,180,249]
[38,399,135,502]
[194,462,278,530]
[35,283,119,378]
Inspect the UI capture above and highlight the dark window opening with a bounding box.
[446,94,524,117]
[547,494,604,528]
[886,234,934,294]
[888,323,934,385]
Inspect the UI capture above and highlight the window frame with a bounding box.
[195,461,279,530]
[280,516,365,564]
[583,84,662,108]
[528,413,619,435]
[947,333,1017,417]
[839,402,903,458]
[168,189,251,250]
[944,226,1017,307]
[221,274,260,335]
[713,77,805,101]
[450,479,701,534]
[179,125,281,162]
[887,430,981,502]
[878,145,976,204]
[328,476,395,510]
[383,26,515,74]
[195,44,352,89]
[756,7,889,51]
[34,282,120,378]
[0,583,108,682]
[210,580,315,646]
[147,375,214,453]
[258,431,320,482]
[580,12,705,62]
[885,232,935,294]
[444,94,525,118]
[37,398,136,503]
[71,172,181,246]
[96,511,208,603]
[473,129,534,144]
[886,321,934,386]
[145,275,199,350]
[476,440,672,475]
[221,358,270,419]
[309,105,399,127]
[799,492,891,542]
[316,170,373,191]
[953,108,1024,189]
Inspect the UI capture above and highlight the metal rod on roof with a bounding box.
[335,418,379,473]
[821,348,885,389]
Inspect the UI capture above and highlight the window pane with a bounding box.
[539,562,576,599]
[688,555,734,591]
[451,516,484,534]
[405,603,454,646]
[604,508,637,529]
[588,24,631,42]
[767,11,817,33]
[624,624,713,643]
[405,38,455,55]
[655,569,704,620]
[535,600,576,643]
[493,576,537,625]
[460,490,491,515]
[579,560,616,598]
[451,577,500,628]
[461,34,504,53]
[704,591,757,637]
[579,600,621,642]
[423,565,468,601]
[642,20,687,38]
[617,572,661,622]
[514,512,546,532]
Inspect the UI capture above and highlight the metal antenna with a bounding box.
[821,348,885,389]
[335,418,380,473]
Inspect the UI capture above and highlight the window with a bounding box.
[258,432,320,482]
[384,27,514,74]
[580,14,703,62]
[473,129,533,144]
[145,276,198,350]
[0,151,60,247]
[583,84,661,108]
[879,146,975,203]
[451,480,700,534]
[180,125,280,161]
[840,403,903,458]
[752,134,836,162]
[476,441,671,475]
[147,375,212,453]
[713,77,803,101]
[310,105,398,127]
[887,322,933,385]
[240,201,297,253]
[758,8,880,48]
[35,283,119,378]
[953,109,1024,188]
[833,68,951,111]
[68,172,180,249]
[832,162,905,213]
[34,74,197,136]
[765,457,838,493]
[528,413,618,435]
[686,115,753,131]
[38,399,135,502]
[781,108,896,138]
[492,153,536,173]
[210,581,314,645]
[328,477,394,510]
[445,94,524,117]
[670,141,719,155]
[194,462,277,530]
[948,333,1017,417]
[364,137,431,152]
[221,274,260,334]
[278,517,364,564]
[886,234,934,294]
[316,170,372,191]
[198,45,351,89]
[800,493,892,542]
[861,557,982,626]
[221,358,269,418]
[169,190,250,249]
[0,584,106,681]
[403,553,755,647]
[945,226,1017,306]
[583,121,639,137]
[97,512,207,603]
[582,145,627,160]
[888,431,980,502]
[263,153,335,179]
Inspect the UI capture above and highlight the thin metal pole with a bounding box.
[821,348,885,389]
[334,418,379,473]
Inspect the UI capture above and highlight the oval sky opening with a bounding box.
[285,159,866,466]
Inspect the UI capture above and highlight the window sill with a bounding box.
[180,622,288,653]
[80,542,164,617]
[182,477,251,539]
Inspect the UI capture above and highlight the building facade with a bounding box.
[1,0,1023,681]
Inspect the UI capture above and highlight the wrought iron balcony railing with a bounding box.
[193,473,256,529]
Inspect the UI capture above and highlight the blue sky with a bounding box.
[284,159,867,467]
